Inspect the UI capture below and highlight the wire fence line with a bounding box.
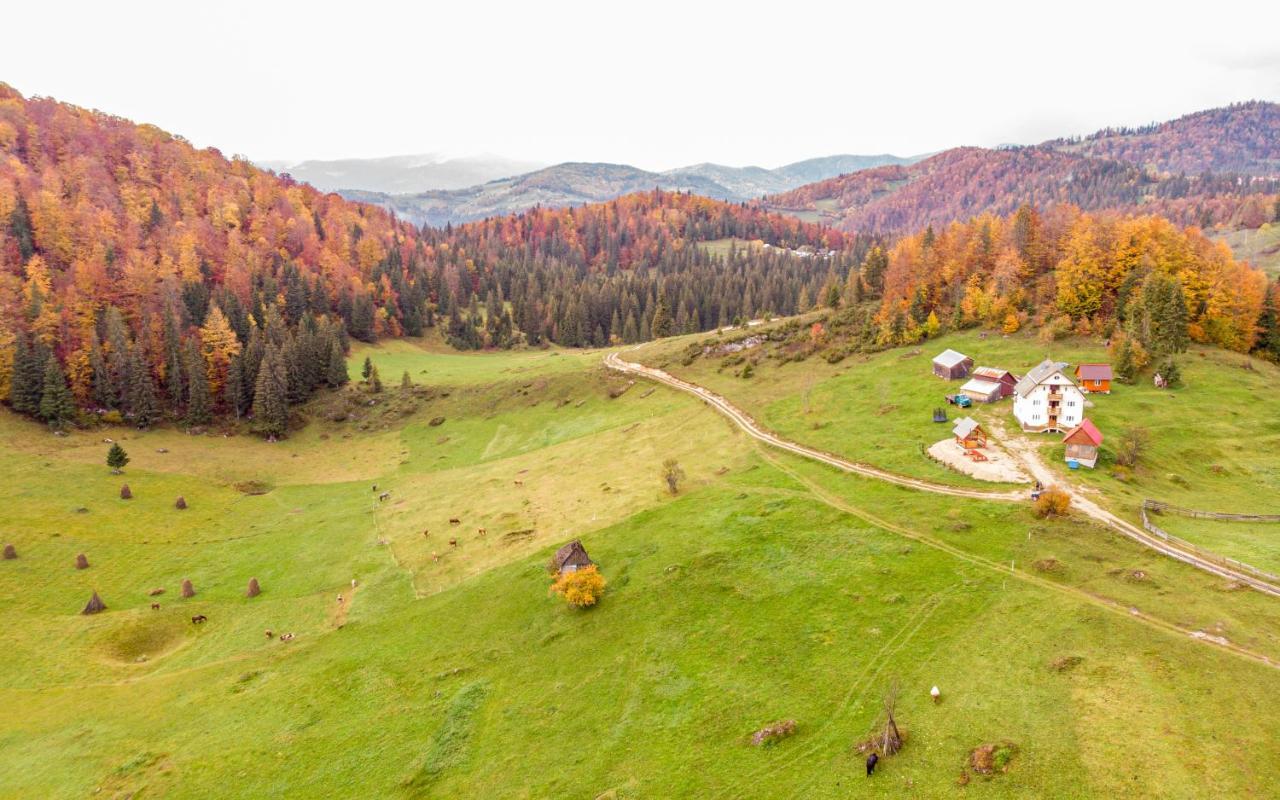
[1140,500,1280,584]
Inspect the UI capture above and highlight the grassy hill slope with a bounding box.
[2,340,1280,797]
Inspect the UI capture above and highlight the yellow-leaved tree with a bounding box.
[550,566,606,608]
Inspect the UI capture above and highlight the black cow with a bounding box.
[866,752,879,777]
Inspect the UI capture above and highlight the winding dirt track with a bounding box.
[606,351,1280,598]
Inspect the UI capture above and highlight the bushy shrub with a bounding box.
[550,565,606,608]
[1033,487,1071,518]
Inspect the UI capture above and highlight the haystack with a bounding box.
[181,578,195,598]
[82,591,107,615]
[246,577,261,598]
[120,484,132,500]
[75,553,89,570]
[175,496,187,510]
[2,543,15,560]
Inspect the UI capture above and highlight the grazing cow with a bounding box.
[351,579,358,588]
[866,752,879,776]
[280,633,294,642]
[422,530,430,537]
[151,603,161,610]
[449,518,460,525]
[372,484,378,492]
[265,630,274,639]
[514,480,523,486]
[337,595,344,604]
[449,538,458,547]
[930,686,941,704]
[191,614,208,624]
[432,552,440,562]
[379,492,390,501]
[477,528,486,537]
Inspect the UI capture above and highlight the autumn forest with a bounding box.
[2,83,1279,431]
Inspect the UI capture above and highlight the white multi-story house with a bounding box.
[1012,359,1085,433]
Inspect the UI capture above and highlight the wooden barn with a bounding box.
[970,367,1018,398]
[549,540,593,574]
[932,349,973,380]
[1062,418,1103,468]
[952,417,987,449]
[959,377,1003,403]
[1075,363,1113,394]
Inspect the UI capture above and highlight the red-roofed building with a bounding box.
[1075,363,1113,394]
[1062,419,1104,468]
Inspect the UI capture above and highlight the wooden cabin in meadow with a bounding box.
[1062,418,1103,468]
[952,417,987,449]
[932,349,973,380]
[550,540,593,574]
[1075,363,1113,394]
[970,367,1018,398]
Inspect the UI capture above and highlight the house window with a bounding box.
[1067,401,1076,407]
[1032,399,1040,406]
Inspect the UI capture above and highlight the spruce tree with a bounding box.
[184,341,212,426]
[327,339,350,387]
[361,356,373,381]
[38,358,77,430]
[106,442,129,473]
[128,352,160,429]
[251,345,289,439]
[401,370,412,389]
[225,354,247,419]
[368,364,383,394]
[650,298,672,339]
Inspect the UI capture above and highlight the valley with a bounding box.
[5,328,1280,797]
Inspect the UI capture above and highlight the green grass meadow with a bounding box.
[2,334,1280,797]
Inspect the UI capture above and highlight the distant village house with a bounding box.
[1013,359,1084,433]
[1074,363,1113,394]
[932,349,974,380]
[1062,419,1103,468]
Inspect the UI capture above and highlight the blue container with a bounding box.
[1067,459,1080,470]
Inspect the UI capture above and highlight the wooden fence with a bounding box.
[1140,500,1280,583]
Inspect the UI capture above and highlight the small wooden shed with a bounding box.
[932,349,973,380]
[1075,363,1113,394]
[1062,418,1103,468]
[952,417,987,449]
[549,540,594,574]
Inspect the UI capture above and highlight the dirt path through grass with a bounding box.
[608,351,1280,599]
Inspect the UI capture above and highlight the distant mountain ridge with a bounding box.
[258,153,546,194]
[765,102,1280,233]
[335,154,919,227]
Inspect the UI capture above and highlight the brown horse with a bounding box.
[191,614,208,624]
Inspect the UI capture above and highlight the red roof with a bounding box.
[1075,363,1113,381]
[1062,418,1103,446]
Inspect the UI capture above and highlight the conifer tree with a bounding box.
[361,356,373,381]
[368,364,383,393]
[650,298,672,339]
[106,442,129,473]
[184,341,212,426]
[401,370,412,389]
[225,354,247,419]
[251,345,289,438]
[38,358,76,430]
[127,352,160,428]
[327,339,350,387]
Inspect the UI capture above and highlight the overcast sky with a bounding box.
[4,1,1279,171]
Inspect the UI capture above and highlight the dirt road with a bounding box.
[607,351,1280,598]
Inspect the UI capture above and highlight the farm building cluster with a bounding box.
[932,348,1114,469]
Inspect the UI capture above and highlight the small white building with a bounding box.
[1012,359,1085,433]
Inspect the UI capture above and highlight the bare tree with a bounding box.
[662,458,686,495]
